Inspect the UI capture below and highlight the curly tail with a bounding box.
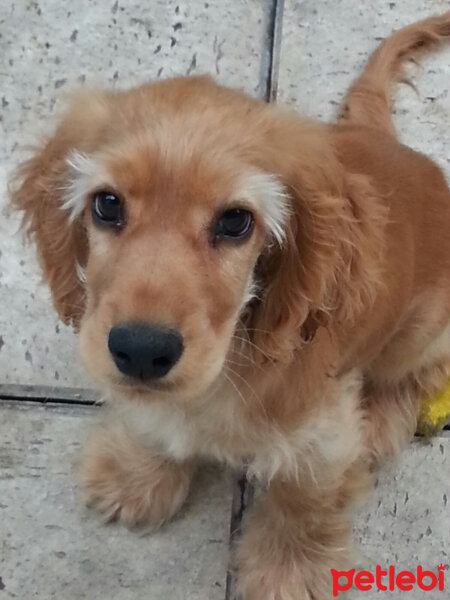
[340,12,450,136]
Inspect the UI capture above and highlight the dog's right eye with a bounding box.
[91,191,125,228]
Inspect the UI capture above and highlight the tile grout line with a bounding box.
[265,0,285,103]
[225,472,256,600]
[0,383,99,405]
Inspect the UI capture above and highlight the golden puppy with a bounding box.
[11,13,450,600]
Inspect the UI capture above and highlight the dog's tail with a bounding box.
[340,12,450,136]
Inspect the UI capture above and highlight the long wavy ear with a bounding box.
[249,119,387,363]
[9,91,111,329]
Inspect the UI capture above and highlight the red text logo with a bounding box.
[331,565,446,597]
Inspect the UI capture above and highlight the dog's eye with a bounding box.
[214,209,254,241]
[91,191,124,228]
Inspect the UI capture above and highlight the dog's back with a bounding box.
[334,125,450,373]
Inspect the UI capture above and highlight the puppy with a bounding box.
[10,13,450,600]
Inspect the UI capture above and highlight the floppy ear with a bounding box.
[249,125,387,363]
[9,92,111,329]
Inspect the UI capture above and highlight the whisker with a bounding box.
[225,356,250,369]
[223,369,251,414]
[225,365,269,422]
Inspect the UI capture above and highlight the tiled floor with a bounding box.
[0,1,449,599]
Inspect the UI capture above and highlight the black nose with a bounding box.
[108,322,184,381]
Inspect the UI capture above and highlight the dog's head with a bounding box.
[11,76,383,400]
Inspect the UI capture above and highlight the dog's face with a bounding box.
[11,76,377,403]
[74,138,287,398]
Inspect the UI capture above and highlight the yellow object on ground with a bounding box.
[417,381,450,436]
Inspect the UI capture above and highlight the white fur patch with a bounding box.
[76,261,87,284]
[241,273,259,309]
[113,399,195,461]
[62,151,108,222]
[238,172,291,245]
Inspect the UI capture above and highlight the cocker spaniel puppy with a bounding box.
[10,13,450,600]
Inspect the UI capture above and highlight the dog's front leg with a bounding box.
[78,420,194,530]
[236,462,370,600]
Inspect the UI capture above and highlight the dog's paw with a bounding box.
[236,504,344,600]
[78,425,193,529]
[237,553,318,600]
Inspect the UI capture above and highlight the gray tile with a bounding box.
[277,0,450,178]
[0,0,272,387]
[0,401,232,600]
[353,435,450,599]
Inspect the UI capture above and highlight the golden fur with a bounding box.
[10,13,450,600]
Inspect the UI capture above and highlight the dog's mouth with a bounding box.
[110,375,176,396]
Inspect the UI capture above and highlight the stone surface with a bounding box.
[353,434,450,599]
[0,401,232,600]
[278,0,450,180]
[0,0,272,388]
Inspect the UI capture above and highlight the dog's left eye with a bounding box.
[214,209,254,241]
[91,191,124,228]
